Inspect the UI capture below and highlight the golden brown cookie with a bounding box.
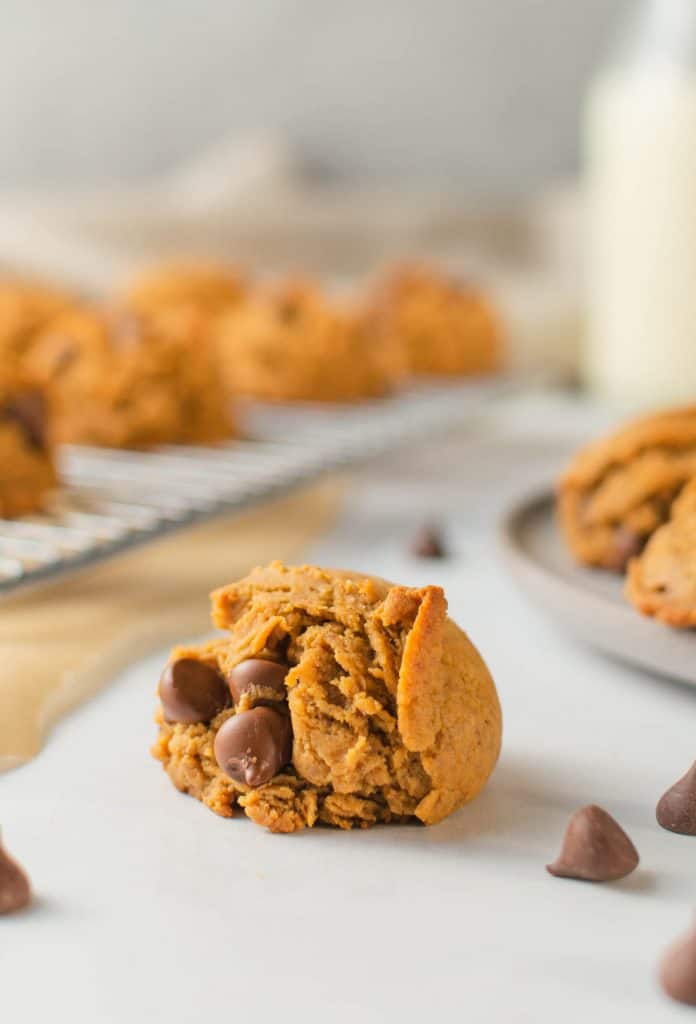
[28,304,236,448]
[0,278,76,363]
[364,264,502,377]
[216,280,393,402]
[0,369,57,518]
[125,261,247,317]
[152,561,502,833]
[557,406,696,571]
[626,477,696,626]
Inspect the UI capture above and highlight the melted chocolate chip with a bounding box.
[0,837,31,915]
[226,658,288,706]
[410,524,447,559]
[546,805,639,882]
[2,392,48,451]
[159,658,229,724]
[607,526,643,571]
[657,762,696,835]
[214,707,292,787]
[659,926,696,1007]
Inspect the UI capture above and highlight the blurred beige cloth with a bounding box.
[0,480,343,770]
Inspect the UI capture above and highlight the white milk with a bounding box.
[584,2,696,407]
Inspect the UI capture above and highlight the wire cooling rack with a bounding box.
[0,378,512,597]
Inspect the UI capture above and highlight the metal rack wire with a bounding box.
[0,378,509,597]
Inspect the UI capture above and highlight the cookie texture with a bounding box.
[0,369,56,517]
[28,303,236,448]
[626,477,696,626]
[216,280,394,402]
[125,261,247,317]
[364,264,501,377]
[558,406,696,571]
[152,562,502,833]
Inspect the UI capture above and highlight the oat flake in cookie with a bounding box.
[152,562,502,833]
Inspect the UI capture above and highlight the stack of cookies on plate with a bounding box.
[0,260,502,519]
[557,406,696,627]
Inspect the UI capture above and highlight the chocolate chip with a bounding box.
[546,805,639,882]
[159,658,229,724]
[0,836,31,915]
[607,526,643,571]
[214,707,292,787]
[410,524,447,559]
[2,392,48,451]
[226,658,288,706]
[659,926,696,1006]
[657,761,696,835]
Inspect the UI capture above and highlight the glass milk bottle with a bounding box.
[584,0,696,406]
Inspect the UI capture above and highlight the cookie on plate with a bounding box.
[0,369,56,518]
[152,561,502,833]
[28,304,236,448]
[125,261,247,317]
[558,406,696,571]
[626,477,696,626]
[364,264,502,378]
[216,280,394,402]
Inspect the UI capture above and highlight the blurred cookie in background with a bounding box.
[0,368,57,517]
[0,277,78,364]
[364,263,502,378]
[28,304,237,449]
[216,278,394,403]
[124,261,248,318]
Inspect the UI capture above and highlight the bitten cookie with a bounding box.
[0,369,56,517]
[152,562,502,833]
[558,406,696,571]
[364,264,501,377]
[28,304,236,448]
[125,261,247,317]
[626,477,696,626]
[216,280,393,402]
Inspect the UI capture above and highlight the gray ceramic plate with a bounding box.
[499,489,696,687]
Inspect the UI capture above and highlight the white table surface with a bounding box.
[3,393,695,1024]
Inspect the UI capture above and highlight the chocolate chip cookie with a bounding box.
[152,562,502,833]
[364,264,502,377]
[216,280,394,402]
[28,303,236,448]
[125,261,247,317]
[626,476,696,626]
[0,370,56,517]
[558,406,696,571]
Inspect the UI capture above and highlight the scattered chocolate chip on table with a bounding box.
[546,805,639,882]
[656,761,696,835]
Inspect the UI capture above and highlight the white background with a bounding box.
[0,0,631,193]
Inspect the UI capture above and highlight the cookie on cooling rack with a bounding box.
[626,476,696,627]
[363,264,502,378]
[28,303,237,449]
[125,261,247,317]
[216,279,395,402]
[152,561,502,832]
[0,369,56,518]
[0,278,77,364]
[557,406,696,571]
